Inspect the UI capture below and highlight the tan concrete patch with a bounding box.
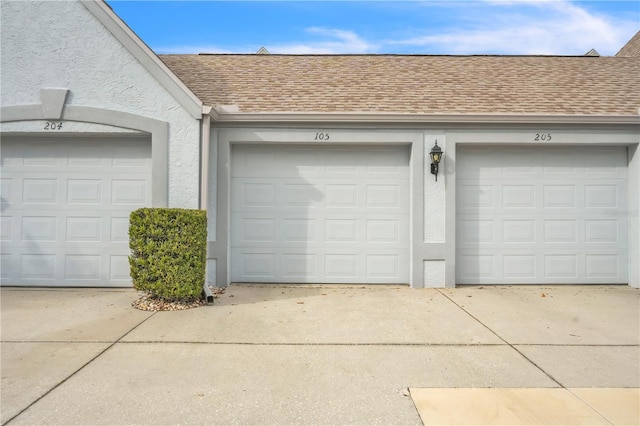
[516,345,640,387]
[0,342,109,424]
[571,388,640,426]
[410,388,610,425]
[123,285,502,344]
[0,289,153,342]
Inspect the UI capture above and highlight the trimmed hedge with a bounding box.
[129,208,207,301]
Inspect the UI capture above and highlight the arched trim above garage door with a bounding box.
[1,100,168,207]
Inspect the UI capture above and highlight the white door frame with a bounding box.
[446,126,640,287]
[209,129,426,287]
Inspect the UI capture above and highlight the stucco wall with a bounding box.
[0,121,144,134]
[424,134,446,242]
[0,0,200,208]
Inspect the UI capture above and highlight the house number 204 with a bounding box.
[44,121,63,130]
[314,132,330,141]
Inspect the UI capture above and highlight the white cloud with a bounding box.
[386,0,638,55]
[155,27,377,55]
[152,1,637,56]
[154,45,239,54]
[268,27,378,54]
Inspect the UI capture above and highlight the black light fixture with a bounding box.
[430,141,443,181]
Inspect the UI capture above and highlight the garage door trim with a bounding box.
[210,129,426,287]
[1,101,169,207]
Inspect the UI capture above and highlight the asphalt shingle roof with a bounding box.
[617,31,640,57]
[160,54,640,116]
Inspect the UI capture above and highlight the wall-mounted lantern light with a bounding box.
[430,141,443,181]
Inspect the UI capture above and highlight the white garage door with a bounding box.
[457,145,628,284]
[231,144,410,283]
[0,137,151,286]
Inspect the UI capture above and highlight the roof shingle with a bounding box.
[159,54,640,116]
[616,31,640,57]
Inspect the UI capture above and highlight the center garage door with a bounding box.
[456,145,628,284]
[230,144,410,284]
[1,136,151,287]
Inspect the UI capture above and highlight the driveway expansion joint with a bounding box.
[436,289,566,388]
[2,311,158,426]
[116,341,509,346]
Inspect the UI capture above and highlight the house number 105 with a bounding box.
[314,132,330,141]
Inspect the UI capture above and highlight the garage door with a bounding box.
[0,137,151,286]
[456,145,628,284]
[231,144,410,283]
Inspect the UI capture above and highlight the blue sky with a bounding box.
[107,1,639,56]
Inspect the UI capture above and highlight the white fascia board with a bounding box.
[83,0,203,119]
[204,105,219,121]
[211,112,640,125]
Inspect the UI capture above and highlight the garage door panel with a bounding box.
[458,218,623,250]
[66,179,103,204]
[233,215,409,247]
[585,219,619,243]
[1,177,14,204]
[232,249,405,284]
[111,179,149,205]
[21,144,61,167]
[459,252,627,284]
[0,216,12,242]
[282,218,317,243]
[109,255,132,280]
[231,249,277,281]
[544,219,576,243]
[22,178,58,204]
[0,254,12,279]
[231,144,409,284]
[366,254,401,280]
[77,217,105,243]
[282,253,317,278]
[502,184,536,208]
[583,149,627,175]
[366,219,402,243]
[457,185,495,209]
[502,219,535,243]
[1,138,151,286]
[584,184,620,208]
[284,183,323,207]
[64,216,102,243]
[457,146,627,285]
[64,254,102,280]
[20,254,57,280]
[585,254,623,279]
[325,184,358,208]
[502,255,537,278]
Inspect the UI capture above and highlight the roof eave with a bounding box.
[210,112,640,125]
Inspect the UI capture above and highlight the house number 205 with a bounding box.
[314,132,330,141]
[534,133,552,141]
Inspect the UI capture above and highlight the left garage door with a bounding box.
[1,137,151,286]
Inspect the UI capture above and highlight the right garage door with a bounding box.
[456,145,628,284]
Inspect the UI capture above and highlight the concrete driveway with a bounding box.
[1,285,638,425]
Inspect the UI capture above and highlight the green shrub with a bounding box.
[128,208,207,301]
